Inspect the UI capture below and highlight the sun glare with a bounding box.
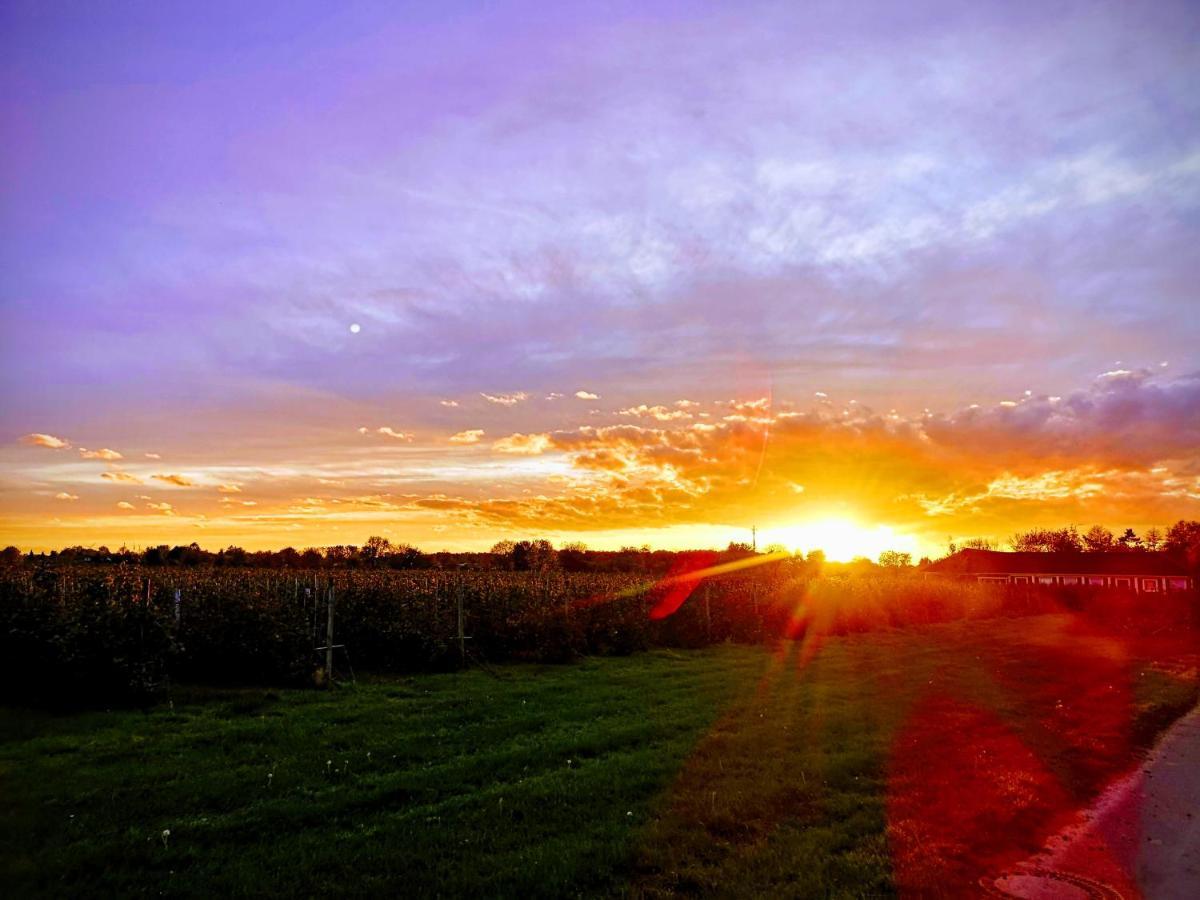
[768,518,918,563]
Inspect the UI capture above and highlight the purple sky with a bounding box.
[2,1,1198,551]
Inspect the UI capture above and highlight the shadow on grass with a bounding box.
[630,615,1199,898]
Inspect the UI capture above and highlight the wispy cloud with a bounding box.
[575,390,600,400]
[377,427,414,441]
[619,404,692,422]
[449,429,485,444]
[79,447,123,460]
[481,392,528,406]
[54,492,78,501]
[217,483,242,493]
[116,501,135,510]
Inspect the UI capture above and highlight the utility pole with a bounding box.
[752,525,757,552]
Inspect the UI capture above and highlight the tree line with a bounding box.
[950,520,1200,567]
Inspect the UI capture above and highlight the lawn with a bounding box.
[2,614,1196,898]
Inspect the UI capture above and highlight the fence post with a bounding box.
[704,582,712,642]
[456,578,466,666]
[325,586,335,682]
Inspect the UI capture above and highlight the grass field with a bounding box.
[2,614,1197,898]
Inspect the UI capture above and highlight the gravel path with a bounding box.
[989,704,1200,899]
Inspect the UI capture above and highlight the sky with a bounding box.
[1,0,1198,558]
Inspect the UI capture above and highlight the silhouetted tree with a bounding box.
[1143,527,1164,552]
[878,550,913,568]
[1116,528,1142,551]
[962,538,998,551]
[1083,525,1115,552]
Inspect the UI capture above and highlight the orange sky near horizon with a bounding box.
[3,370,1197,560]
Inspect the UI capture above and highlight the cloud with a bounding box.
[545,392,564,400]
[357,426,369,434]
[21,433,70,449]
[145,501,177,515]
[152,473,195,487]
[116,501,135,510]
[439,399,459,407]
[144,452,162,459]
[54,492,78,501]
[575,390,600,400]
[492,432,552,455]
[78,447,123,460]
[449,429,485,444]
[481,392,528,406]
[217,483,242,493]
[101,471,143,484]
[377,426,414,441]
[618,404,693,422]
[387,372,1200,549]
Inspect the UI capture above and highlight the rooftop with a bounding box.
[925,549,1190,577]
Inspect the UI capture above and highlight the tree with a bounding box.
[805,549,826,576]
[558,542,589,572]
[387,544,426,569]
[1010,527,1082,553]
[1143,527,1164,552]
[878,550,912,569]
[362,535,393,565]
[512,539,557,572]
[962,538,998,551]
[1083,525,1115,552]
[1116,528,1142,551]
[1164,520,1200,570]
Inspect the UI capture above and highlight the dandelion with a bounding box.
[161,829,171,849]
[267,772,274,787]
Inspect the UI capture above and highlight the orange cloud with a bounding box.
[217,483,242,493]
[575,390,600,400]
[449,429,485,444]
[152,474,195,487]
[116,501,135,510]
[145,501,177,515]
[21,433,70,449]
[54,492,78,501]
[492,432,552,455]
[79,447,123,460]
[101,471,143,484]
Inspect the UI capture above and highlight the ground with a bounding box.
[1,615,1196,898]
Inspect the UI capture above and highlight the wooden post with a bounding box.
[325,586,335,682]
[456,578,466,666]
[704,582,712,642]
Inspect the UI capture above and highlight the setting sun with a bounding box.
[768,518,920,563]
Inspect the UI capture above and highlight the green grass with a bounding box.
[2,615,1196,898]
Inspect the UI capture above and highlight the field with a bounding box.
[3,614,1197,897]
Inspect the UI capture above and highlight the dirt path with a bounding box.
[989,704,1200,899]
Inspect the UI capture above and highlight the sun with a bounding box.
[766,517,918,563]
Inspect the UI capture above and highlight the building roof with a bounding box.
[925,548,1190,577]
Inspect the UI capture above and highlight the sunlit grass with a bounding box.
[2,616,1195,897]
